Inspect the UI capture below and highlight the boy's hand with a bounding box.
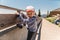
[17,10,20,13]
[15,10,20,15]
[17,10,24,14]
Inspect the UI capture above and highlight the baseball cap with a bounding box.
[26,6,35,12]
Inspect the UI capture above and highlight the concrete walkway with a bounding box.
[41,18,60,40]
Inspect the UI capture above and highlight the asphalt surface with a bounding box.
[41,18,60,40]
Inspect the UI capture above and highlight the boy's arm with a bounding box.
[16,11,29,22]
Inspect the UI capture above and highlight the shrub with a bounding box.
[46,17,56,23]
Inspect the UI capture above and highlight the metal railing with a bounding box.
[31,18,42,40]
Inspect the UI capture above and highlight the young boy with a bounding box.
[17,6,38,40]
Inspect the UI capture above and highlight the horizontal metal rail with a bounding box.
[31,18,42,40]
[35,19,42,40]
[0,5,25,11]
[0,24,16,32]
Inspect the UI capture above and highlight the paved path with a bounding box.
[41,18,60,40]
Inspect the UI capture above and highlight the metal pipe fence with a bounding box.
[31,18,42,40]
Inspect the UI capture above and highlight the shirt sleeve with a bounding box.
[18,13,29,23]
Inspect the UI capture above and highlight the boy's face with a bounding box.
[26,11,35,18]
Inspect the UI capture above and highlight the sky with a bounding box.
[0,0,60,14]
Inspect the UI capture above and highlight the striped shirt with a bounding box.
[17,13,37,32]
